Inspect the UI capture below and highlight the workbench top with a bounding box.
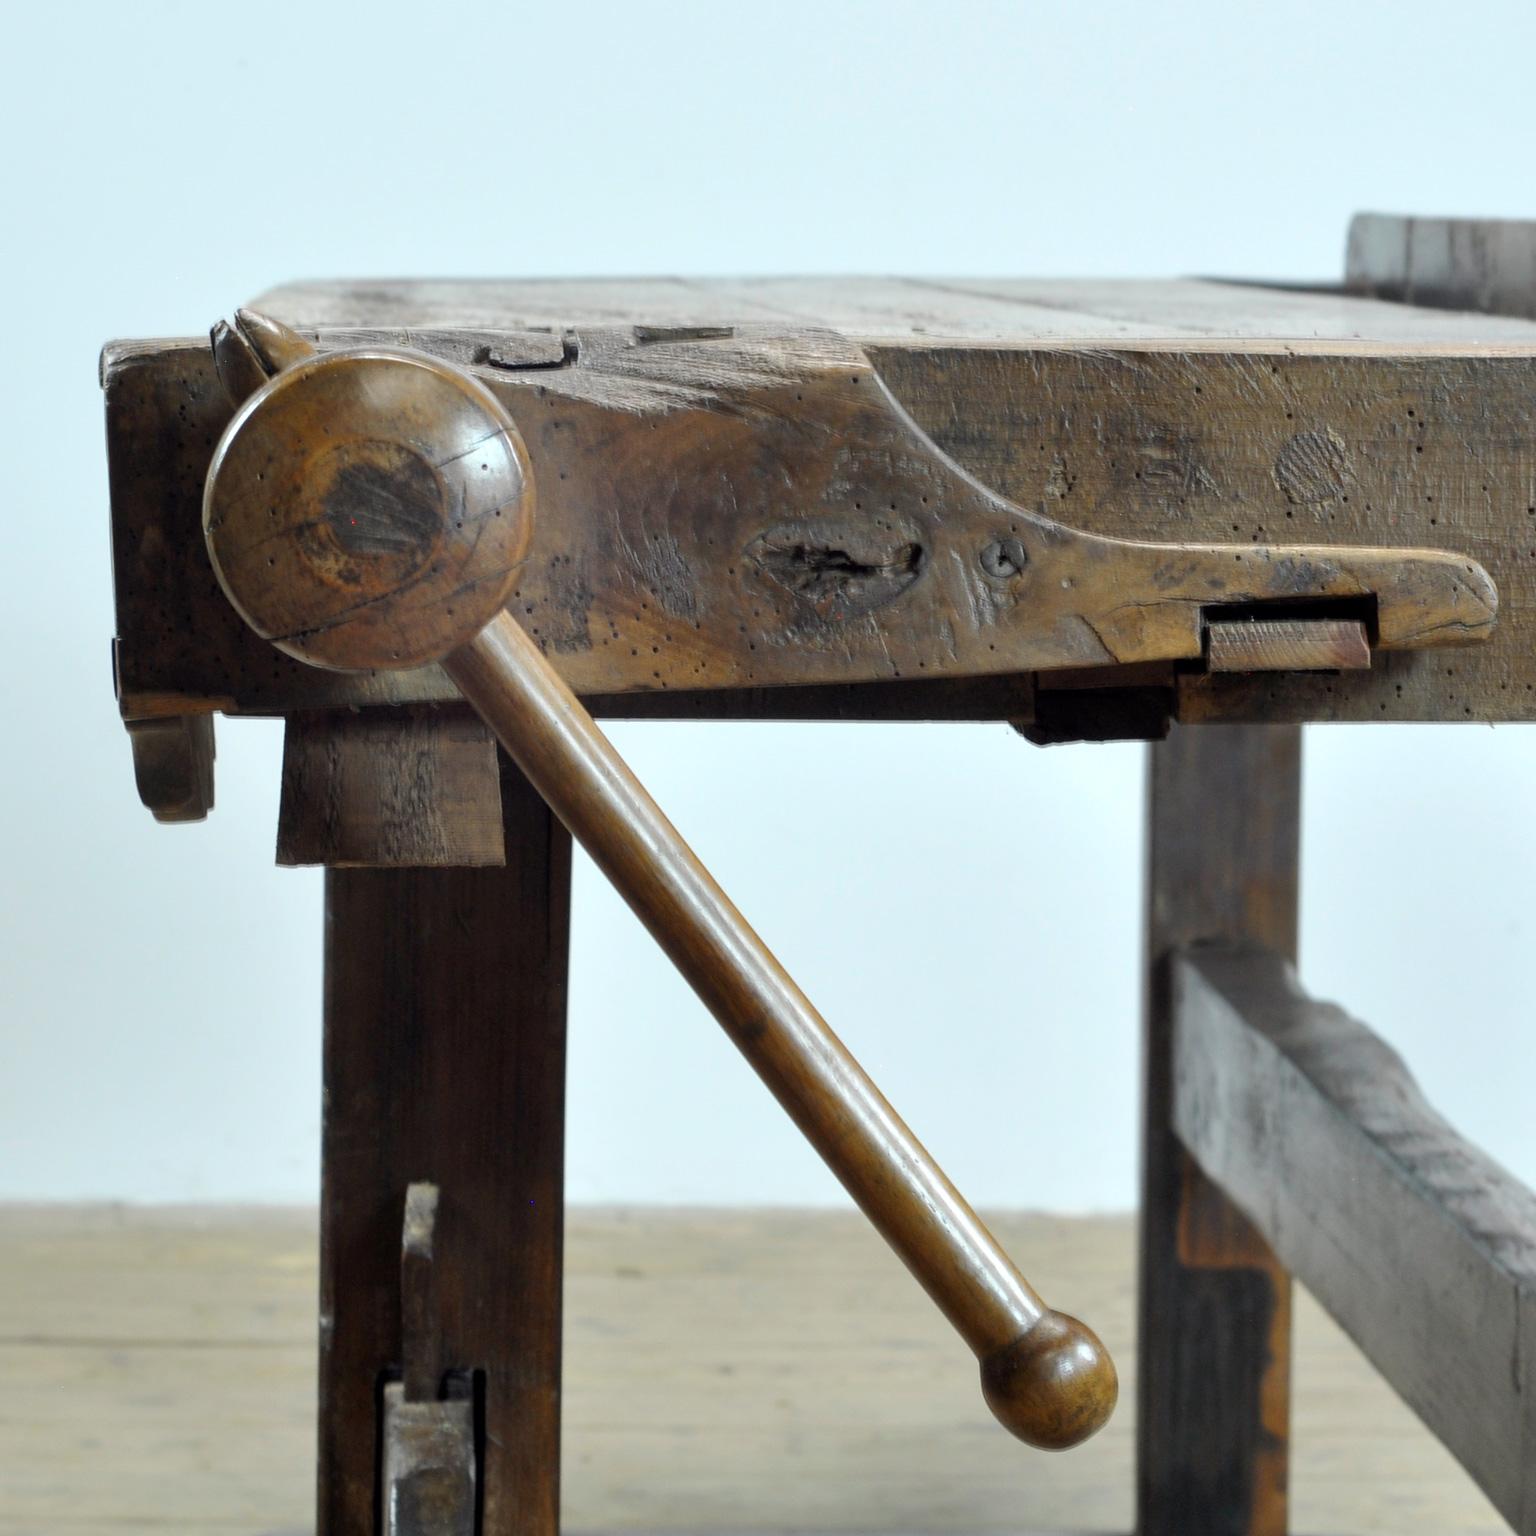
[257,274,1536,347]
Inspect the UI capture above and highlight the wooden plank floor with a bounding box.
[0,1206,1505,1535]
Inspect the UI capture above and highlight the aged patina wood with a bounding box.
[1205,617,1371,673]
[873,343,1530,726]
[321,755,570,1536]
[1141,725,1299,1536]
[259,273,1536,340]
[276,709,504,868]
[207,311,1119,1452]
[1172,943,1536,1535]
[104,279,1536,737]
[96,252,1536,1533]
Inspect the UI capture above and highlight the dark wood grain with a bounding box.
[581,672,1039,722]
[1172,942,1536,1535]
[198,314,1137,1451]
[1140,724,1298,1536]
[277,708,504,868]
[196,318,1485,689]
[320,755,570,1536]
[102,311,1522,734]
[201,306,1123,1446]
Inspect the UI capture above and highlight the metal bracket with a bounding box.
[381,1183,478,1536]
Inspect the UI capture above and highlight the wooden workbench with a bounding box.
[100,213,1536,1536]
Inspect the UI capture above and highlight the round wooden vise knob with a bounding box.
[205,337,534,671]
[203,316,1116,1451]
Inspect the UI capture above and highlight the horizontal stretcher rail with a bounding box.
[1169,943,1536,1534]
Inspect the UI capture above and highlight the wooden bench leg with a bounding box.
[318,755,571,1536]
[1138,724,1298,1536]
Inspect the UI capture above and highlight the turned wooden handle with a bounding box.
[202,311,1117,1450]
[449,609,1115,1446]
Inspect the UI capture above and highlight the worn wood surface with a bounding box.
[320,756,570,1536]
[873,344,1526,726]
[1205,619,1371,674]
[212,317,1116,1445]
[258,274,1536,341]
[0,1205,1508,1536]
[104,281,1536,732]
[1140,725,1299,1536]
[203,308,1492,690]
[1349,213,1536,320]
[277,708,504,867]
[1172,943,1536,1535]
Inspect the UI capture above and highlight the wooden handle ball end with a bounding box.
[980,1311,1118,1450]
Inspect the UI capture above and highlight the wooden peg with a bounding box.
[234,307,314,374]
[210,319,269,406]
[1207,617,1372,673]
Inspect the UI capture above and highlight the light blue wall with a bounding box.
[4,0,1534,1205]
